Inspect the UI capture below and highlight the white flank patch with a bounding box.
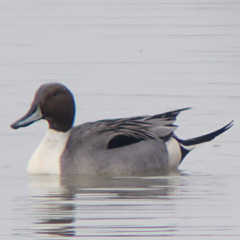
[27,129,70,174]
[180,142,205,151]
[166,137,182,169]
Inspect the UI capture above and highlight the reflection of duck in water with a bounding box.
[11,83,233,175]
[29,175,76,237]
[29,174,178,237]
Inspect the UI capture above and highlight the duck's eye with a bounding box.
[52,92,58,97]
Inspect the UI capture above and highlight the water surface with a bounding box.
[1,0,240,239]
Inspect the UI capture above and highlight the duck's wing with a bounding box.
[96,108,190,149]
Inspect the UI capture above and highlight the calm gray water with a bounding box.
[1,0,240,239]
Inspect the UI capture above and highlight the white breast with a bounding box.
[27,129,70,174]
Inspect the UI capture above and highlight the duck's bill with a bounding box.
[10,105,42,129]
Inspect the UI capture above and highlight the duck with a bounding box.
[10,82,233,175]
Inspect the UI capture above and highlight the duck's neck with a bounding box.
[27,129,71,174]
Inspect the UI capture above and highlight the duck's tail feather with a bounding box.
[175,121,233,163]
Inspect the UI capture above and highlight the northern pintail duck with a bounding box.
[10,83,233,175]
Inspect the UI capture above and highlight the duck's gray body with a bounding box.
[10,82,233,175]
[61,120,169,175]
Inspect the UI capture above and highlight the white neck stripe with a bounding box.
[27,129,70,174]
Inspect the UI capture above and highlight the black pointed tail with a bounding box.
[176,121,233,162]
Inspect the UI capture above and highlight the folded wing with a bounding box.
[96,108,190,149]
